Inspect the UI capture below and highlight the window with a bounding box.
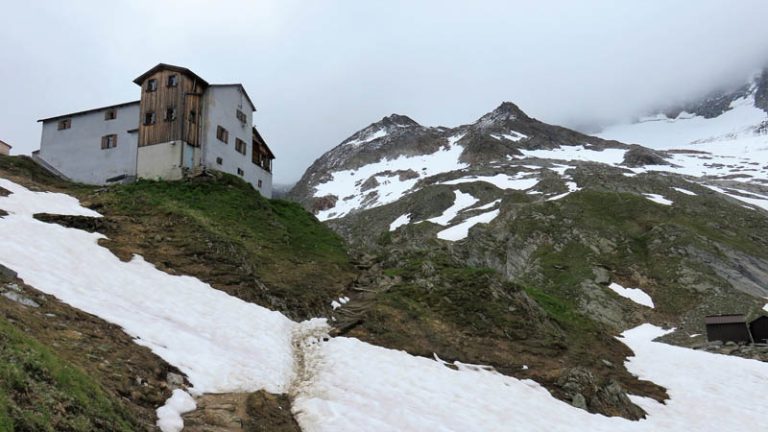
[100,134,117,150]
[189,110,197,124]
[165,107,176,122]
[216,125,229,143]
[146,79,158,92]
[104,109,117,121]
[235,138,246,155]
[237,168,244,176]
[257,179,263,188]
[236,109,247,124]
[216,157,223,165]
[144,111,156,125]
[167,74,178,87]
[57,118,71,130]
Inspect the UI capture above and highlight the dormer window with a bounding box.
[146,79,158,92]
[167,74,178,87]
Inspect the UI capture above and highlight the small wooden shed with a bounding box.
[749,315,768,344]
[705,314,751,343]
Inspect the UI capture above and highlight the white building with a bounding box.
[34,63,275,197]
[0,140,12,156]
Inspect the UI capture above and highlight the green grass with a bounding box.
[108,176,349,266]
[95,174,355,318]
[0,317,138,432]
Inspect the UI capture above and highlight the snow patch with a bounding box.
[704,185,768,212]
[671,187,697,196]
[643,193,673,206]
[490,130,528,142]
[442,173,538,190]
[608,283,655,308]
[344,128,388,147]
[520,145,627,165]
[436,209,500,241]
[389,213,411,231]
[548,181,581,201]
[427,190,478,226]
[157,389,196,432]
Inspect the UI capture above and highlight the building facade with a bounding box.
[0,140,11,156]
[35,64,274,197]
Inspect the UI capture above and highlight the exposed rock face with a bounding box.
[557,367,646,420]
[622,145,669,167]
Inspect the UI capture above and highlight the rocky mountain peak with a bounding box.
[474,101,531,128]
[378,114,421,129]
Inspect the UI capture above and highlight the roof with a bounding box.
[252,126,275,159]
[705,314,747,325]
[750,315,768,324]
[133,63,210,87]
[210,84,257,112]
[0,140,11,149]
[37,100,140,123]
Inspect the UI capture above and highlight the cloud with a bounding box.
[2,0,768,183]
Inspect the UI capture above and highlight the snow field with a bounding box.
[292,324,768,432]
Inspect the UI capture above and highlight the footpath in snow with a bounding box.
[1,177,767,432]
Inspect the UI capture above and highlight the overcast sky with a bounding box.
[2,1,768,184]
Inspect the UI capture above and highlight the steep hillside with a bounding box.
[0,155,355,430]
[3,141,768,431]
[289,102,768,418]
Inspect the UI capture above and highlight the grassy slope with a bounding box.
[91,174,356,318]
[0,316,138,432]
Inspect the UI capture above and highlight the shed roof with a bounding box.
[37,100,140,123]
[705,314,747,325]
[133,63,210,87]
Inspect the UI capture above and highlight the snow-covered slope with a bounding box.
[3,176,768,431]
[291,102,643,224]
[599,72,768,185]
